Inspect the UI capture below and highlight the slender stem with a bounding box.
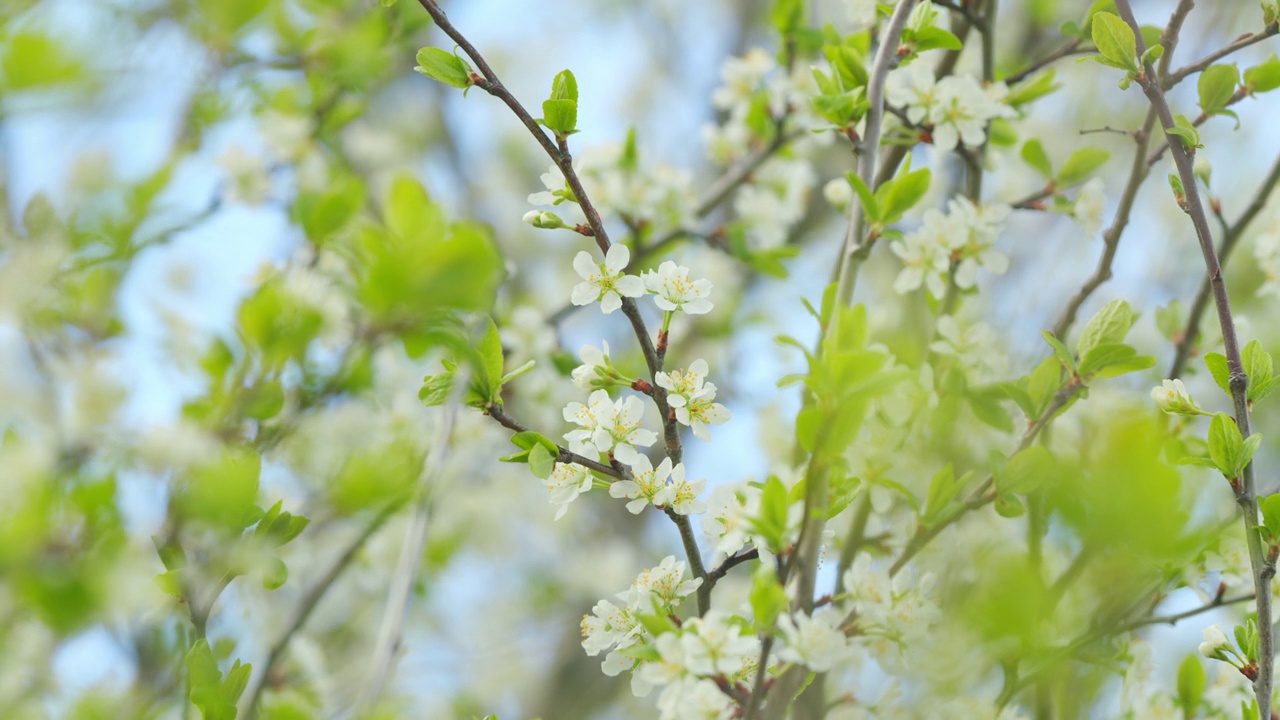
[1170,150,1280,378]
[1115,4,1270,716]
[486,404,623,479]
[241,504,398,718]
[416,0,709,608]
[1161,22,1280,90]
[705,548,760,592]
[1001,38,1085,85]
[889,382,1079,577]
[834,0,919,306]
[356,368,465,711]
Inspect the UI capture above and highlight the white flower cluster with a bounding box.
[633,611,762,720]
[656,359,730,441]
[568,244,715,319]
[886,63,1016,152]
[703,49,821,249]
[701,480,803,559]
[581,556,706,678]
[1254,205,1280,298]
[526,143,697,234]
[841,555,940,673]
[891,196,1010,299]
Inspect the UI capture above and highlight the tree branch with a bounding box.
[1170,150,1280,378]
[1161,23,1280,90]
[1115,3,1271,716]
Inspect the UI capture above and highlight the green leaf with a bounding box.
[1090,12,1138,72]
[912,26,963,52]
[1176,653,1206,715]
[968,390,1014,432]
[1026,355,1062,417]
[750,565,788,632]
[1204,352,1232,395]
[528,443,555,480]
[922,464,960,527]
[420,372,454,407]
[1243,340,1274,402]
[1244,54,1280,94]
[478,319,505,404]
[1077,342,1135,377]
[1005,70,1062,107]
[1208,412,1245,478]
[1042,331,1078,374]
[1198,64,1240,115]
[877,167,931,224]
[994,493,1026,517]
[1020,139,1053,179]
[1076,299,1135,359]
[749,476,791,552]
[262,557,288,590]
[1140,44,1164,68]
[414,47,472,89]
[1168,173,1185,199]
[998,446,1056,495]
[1166,114,1201,149]
[770,0,805,34]
[846,172,880,222]
[1057,147,1110,187]
[1262,494,1280,539]
[1252,375,1280,404]
[542,70,579,136]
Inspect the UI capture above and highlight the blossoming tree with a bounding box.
[7,0,1280,718]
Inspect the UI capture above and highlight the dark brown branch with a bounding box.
[1170,151,1280,378]
[485,404,622,479]
[1002,38,1086,85]
[1162,23,1280,90]
[1116,3,1271,715]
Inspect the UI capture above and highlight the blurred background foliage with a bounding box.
[2,0,1280,718]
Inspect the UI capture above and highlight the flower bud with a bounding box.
[1151,378,1206,416]
[523,210,566,229]
[1198,624,1230,658]
[823,178,854,209]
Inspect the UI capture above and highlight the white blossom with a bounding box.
[1199,624,1231,658]
[564,389,657,456]
[571,341,616,391]
[844,0,880,31]
[887,63,1014,151]
[656,359,731,441]
[581,598,643,676]
[543,461,592,520]
[1073,177,1106,238]
[528,163,575,206]
[823,177,854,208]
[571,244,646,314]
[776,607,852,672]
[643,261,713,315]
[930,315,1005,378]
[611,444,677,513]
[702,483,760,557]
[1151,378,1206,416]
[622,555,704,610]
[216,145,271,205]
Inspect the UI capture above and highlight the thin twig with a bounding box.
[241,504,398,718]
[1170,151,1280,378]
[1002,38,1086,86]
[355,368,466,711]
[1116,3,1271,715]
[1162,23,1280,90]
[835,0,920,306]
[415,0,709,612]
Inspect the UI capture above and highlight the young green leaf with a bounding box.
[1090,13,1138,72]
[1042,330,1078,375]
[1166,115,1201,149]
[1204,352,1232,395]
[1057,147,1110,188]
[877,167,931,224]
[542,69,579,136]
[1242,340,1274,402]
[528,442,555,480]
[846,172,880,222]
[1198,64,1240,116]
[415,47,473,89]
[750,564,788,632]
[1208,412,1248,478]
[1020,139,1053,179]
[1005,70,1062,107]
[1076,299,1135,359]
[1176,653,1206,715]
[1244,54,1280,94]
[1261,493,1280,540]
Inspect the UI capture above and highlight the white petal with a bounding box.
[615,275,646,298]
[690,359,710,377]
[571,282,599,306]
[683,299,713,315]
[604,244,631,273]
[599,291,622,314]
[573,251,598,280]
